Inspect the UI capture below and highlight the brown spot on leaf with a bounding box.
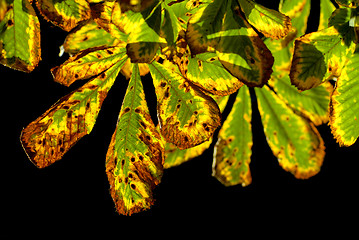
[7,19,13,26]
[124,107,131,113]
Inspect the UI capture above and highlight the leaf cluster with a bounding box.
[0,0,350,215]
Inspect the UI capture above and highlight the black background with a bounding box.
[3,0,359,219]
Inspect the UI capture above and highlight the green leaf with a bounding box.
[115,1,166,63]
[215,0,274,87]
[239,0,292,39]
[185,52,243,96]
[90,1,129,41]
[106,64,164,216]
[255,86,325,179]
[279,0,311,38]
[164,139,212,168]
[269,75,331,126]
[213,86,252,187]
[161,2,181,48]
[319,0,336,31]
[62,20,121,55]
[330,51,359,146]
[164,94,229,168]
[149,61,221,149]
[36,0,91,31]
[290,26,355,90]
[20,49,128,168]
[0,0,41,72]
[51,44,127,87]
[186,0,226,55]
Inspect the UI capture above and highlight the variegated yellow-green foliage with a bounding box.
[290,0,359,146]
[0,0,41,72]
[7,0,353,215]
[36,0,91,31]
[106,64,164,215]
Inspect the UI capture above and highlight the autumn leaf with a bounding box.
[149,60,221,149]
[106,64,164,215]
[0,0,41,72]
[330,50,359,146]
[20,48,128,168]
[213,86,252,187]
[186,0,274,88]
[51,44,127,87]
[255,86,325,179]
[290,6,357,91]
[36,0,91,31]
[239,0,292,39]
[186,0,226,55]
[62,20,122,55]
[185,52,243,96]
[291,27,347,90]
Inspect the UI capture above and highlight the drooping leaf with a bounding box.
[149,60,221,149]
[0,0,41,72]
[330,51,359,146]
[185,52,243,96]
[106,64,164,215]
[20,49,128,168]
[215,0,274,87]
[255,86,325,179]
[269,75,331,126]
[213,86,252,187]
[36,0,91,31]
[239,0,292,39]
[290,26,355,90]
[51,44,126,87]
[62,20,121,55]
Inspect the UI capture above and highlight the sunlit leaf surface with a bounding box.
[36,0,91,31]
[20,49,128,168]
[239,0,292,39]
[0,0,41,72]
[213,86,252,187]
[255,86,325,179]
[149,61,221,149]
[330,51,359,146]
[51,44,126,87]
[62,20,121,55]
[106,64,164,215]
